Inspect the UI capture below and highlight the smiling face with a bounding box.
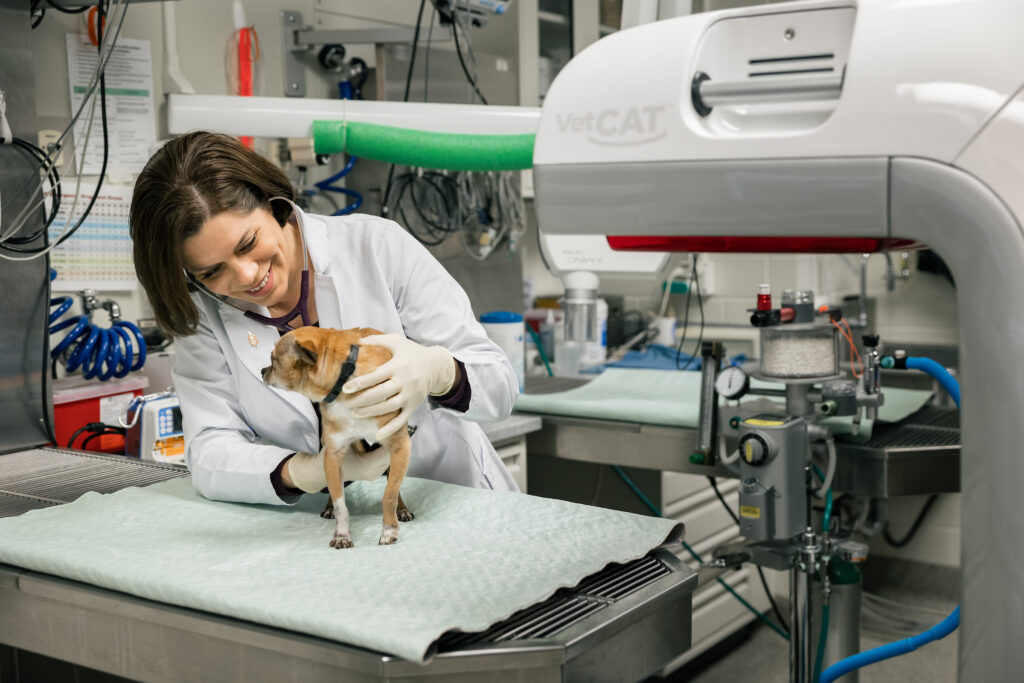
[182,207,298,311]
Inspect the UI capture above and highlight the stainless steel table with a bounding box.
[0,448,698,683]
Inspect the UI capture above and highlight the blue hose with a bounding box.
[819,607,960,683]
[49,295,146,380]
[820,356,960,683]
[905,356,960,409]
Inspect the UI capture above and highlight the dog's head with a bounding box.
[262,327,348,401]
[262,326,388,403]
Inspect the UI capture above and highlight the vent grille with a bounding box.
[749,53,835,78]
[0,491,60,518]
[437,554,669,649]
[0,448,187,518]
[863,407,960,449]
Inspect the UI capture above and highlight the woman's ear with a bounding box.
[268,197,292,227]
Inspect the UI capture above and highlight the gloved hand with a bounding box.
[342,333,456,442]
[285,450,326,493]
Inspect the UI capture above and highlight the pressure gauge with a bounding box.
[715,366,750,399]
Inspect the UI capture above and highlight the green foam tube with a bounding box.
[313,120,535,171]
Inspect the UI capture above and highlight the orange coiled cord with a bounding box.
[818,306,863,379]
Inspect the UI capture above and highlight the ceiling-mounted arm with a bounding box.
[280,10,452,98]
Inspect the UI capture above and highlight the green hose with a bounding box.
[525,324,553,378]
[312,120,535,171]
[814,602,831,682]
[811,462,834,682]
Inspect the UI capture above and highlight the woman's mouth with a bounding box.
[246,268,273,297]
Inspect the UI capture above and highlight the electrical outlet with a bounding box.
[520,169,534,199]
[37,129,65,167]
[698,258,715,296]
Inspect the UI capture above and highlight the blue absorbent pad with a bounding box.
[0,476,682,663]
[515,368,933,439]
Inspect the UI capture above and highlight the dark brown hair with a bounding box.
[129,131,294,337]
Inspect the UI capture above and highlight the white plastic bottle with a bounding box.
[583,298,608,367]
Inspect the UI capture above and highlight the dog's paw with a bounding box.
[320,504,334,520]
[330,532,354,549]
[378,525,399,545]
[397,508,415,522]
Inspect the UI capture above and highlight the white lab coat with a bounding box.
[171,206,520,505]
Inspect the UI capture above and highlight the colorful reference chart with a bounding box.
[47,182,137,291]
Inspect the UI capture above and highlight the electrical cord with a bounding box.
[450,12,488,104]
[30,0,46,28]
[47,0,91,13]
[381,0,427,221]
[0,0,124,244]
[675,253,704,370]
[66,421,125,450]
[424,4,437,101]
[707,476,791,636]
[3,138,63,242]
[882,494,939,548]
[387,169,461,245]
[1,0,115,259]
[610,464,789,641]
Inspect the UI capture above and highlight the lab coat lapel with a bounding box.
[220,304,318,430]
[300,210,345,329]
[315,274,343,329]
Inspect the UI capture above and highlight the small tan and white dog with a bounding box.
[262,326,413,549]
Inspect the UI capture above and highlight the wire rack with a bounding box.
[0,447,187,518]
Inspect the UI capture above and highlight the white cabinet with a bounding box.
[494,437,528,493]
[516,0,622,108]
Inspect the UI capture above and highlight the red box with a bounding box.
[52,375,149,453]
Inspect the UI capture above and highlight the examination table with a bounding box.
[0,447,698,683]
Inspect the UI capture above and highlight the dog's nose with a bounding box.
[261,366,270,380]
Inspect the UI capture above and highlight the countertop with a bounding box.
[479,413,543,443]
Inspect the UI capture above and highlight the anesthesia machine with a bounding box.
[533,0,1024,681]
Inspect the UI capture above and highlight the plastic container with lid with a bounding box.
[759,323,839,381]
[480,311,525,393]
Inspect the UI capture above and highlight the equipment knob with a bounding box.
[738,433,772,466]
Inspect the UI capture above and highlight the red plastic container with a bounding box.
[52,375,149,453]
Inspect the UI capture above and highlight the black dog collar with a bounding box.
[323,345,359,404]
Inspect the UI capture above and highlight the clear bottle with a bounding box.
[539,309,555,365]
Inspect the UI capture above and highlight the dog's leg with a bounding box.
[323,445,354,549]
[397,493,415,522]
[379,432,411,545]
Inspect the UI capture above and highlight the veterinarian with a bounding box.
[129,131,520,504]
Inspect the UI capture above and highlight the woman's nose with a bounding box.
[230,258,259,286]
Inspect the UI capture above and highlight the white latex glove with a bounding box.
[342,333,456,442]
[285,450,326,493]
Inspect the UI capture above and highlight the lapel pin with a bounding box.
[248,331,258,348]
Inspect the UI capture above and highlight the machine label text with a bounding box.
[556,105,670,146]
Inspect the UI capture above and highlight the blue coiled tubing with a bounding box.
[48,294,146,381]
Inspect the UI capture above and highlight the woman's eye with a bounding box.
[241,235,257,252]
[198,267,220,280]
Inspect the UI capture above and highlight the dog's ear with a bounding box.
[292,337,319,366]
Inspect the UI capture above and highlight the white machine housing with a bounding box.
[532,1,1024,680]
[124,395,184,466]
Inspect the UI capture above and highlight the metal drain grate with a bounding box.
[0,491,61,518]
[865,406,960,449]
[0,448,187,518]
[436,554,669,649]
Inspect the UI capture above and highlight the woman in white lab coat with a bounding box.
[129,131,519,505]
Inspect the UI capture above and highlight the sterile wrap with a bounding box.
[0,476,682,663]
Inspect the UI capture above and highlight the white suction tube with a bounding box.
[167,94,540,138]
